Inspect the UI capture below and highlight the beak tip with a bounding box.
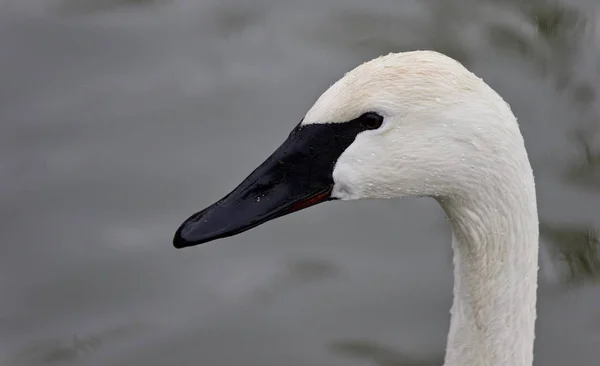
[172,232,190,249]
[173,217,217,249]
[172,221,198,249]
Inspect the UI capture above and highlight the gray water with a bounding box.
[1,0,600,365]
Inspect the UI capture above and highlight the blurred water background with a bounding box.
[1,0,600,365]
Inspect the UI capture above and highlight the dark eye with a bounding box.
[360,112,384,130]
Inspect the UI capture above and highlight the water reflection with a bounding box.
[540,221,600,284]
[564,129,600,191]
[245,258,339,303]
[9,323,147,366]
[60,0,167,14]
[331,340,443,366]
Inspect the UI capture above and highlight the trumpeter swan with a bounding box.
[173,51,539,366]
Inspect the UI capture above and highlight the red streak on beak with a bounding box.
[285,189,332,214]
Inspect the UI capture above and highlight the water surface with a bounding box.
[1,0,600,365]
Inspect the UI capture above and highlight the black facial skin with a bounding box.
[173,112,384,249]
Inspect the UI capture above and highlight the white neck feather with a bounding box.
[438,151,538,366]
[302,50,540,365]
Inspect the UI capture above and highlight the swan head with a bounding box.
[174,50,524,248]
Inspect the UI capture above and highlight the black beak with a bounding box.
[173,123,335,248]
[173,116,373,249]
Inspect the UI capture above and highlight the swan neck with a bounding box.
[439,177,539,366]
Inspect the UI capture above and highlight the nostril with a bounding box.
[245,172,287,198]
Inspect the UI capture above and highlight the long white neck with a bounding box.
[438,152,539,366]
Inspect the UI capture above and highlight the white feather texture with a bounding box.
[304,51,539,366]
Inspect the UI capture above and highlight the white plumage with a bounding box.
[304,51,539,366]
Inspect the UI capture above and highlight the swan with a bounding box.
[172,50,539,366]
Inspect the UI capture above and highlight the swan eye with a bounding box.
[359,112,384,130]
